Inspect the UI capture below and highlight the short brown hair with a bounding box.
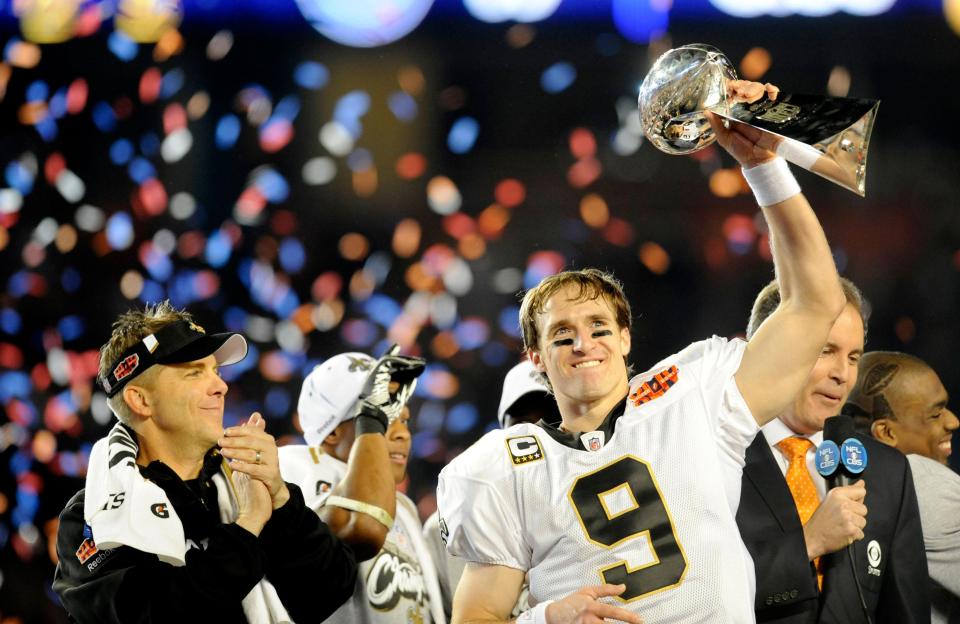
[100,301,195,424]
[519,268,632,352]
[746,277,869,340]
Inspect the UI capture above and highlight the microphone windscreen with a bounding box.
[822,414,856,446]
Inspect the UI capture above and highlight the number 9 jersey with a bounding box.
[437,337,760,623]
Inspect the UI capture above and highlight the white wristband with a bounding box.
[742,157,801,207]
[775,139,822,169]
[516,600,554,624]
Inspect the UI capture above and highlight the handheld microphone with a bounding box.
[816,414,873,624]
[817,415,868,487]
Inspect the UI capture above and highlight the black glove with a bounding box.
[354,345,426,436]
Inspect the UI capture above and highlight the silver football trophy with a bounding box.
[638,43,879,196]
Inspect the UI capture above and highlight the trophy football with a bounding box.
[638,43,879,196]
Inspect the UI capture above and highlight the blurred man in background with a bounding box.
[846,351,960,623]
[279,348,446,624]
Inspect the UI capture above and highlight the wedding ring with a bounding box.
[255,450,262,465]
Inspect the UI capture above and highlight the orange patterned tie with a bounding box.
[777,437,823,590]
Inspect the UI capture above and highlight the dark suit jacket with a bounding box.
[737,433,930,624]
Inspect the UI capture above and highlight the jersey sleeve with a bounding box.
[436,432,530,571]
[674,336,759,464]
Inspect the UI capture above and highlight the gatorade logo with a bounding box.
[151,503,170,519]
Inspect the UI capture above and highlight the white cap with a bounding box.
[298,352,376,446]
[497,358,550,428]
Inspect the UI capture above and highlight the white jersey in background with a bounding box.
[437,337,760,624]
[279,446,445,624]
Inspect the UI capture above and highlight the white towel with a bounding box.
[83,423,187,565]
[84,423,293,623]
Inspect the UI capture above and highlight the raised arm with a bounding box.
[706,112,846,426]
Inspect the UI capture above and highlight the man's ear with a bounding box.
[529,349,546,374]
[871,419,897,448]
[324,422,347,446]
[619,326,631,357]
[122,384,153,419]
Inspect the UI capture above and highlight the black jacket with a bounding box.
[737,433,930,624]
[53,451,357,623]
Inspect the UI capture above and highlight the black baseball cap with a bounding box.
[100,320,248,397]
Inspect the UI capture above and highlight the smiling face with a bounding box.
[529,285,631,416]
[883,368,958,464]
[136,355,228,455]
[780,304,864,435]
[386,406,412,483]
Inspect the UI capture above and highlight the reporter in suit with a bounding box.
[736,279,929,623]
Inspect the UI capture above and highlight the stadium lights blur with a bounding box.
[295,0,435,47]
[16,0,81,44]
[463,0,562,22]
[709,0,895,17]
[115,0,182,43]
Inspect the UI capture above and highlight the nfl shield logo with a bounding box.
[588,437,601,451]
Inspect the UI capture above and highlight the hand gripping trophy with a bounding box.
[638,43,879,195]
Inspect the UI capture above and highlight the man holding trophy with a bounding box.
[437,45,875,624]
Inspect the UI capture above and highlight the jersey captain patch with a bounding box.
[629,365,679,406]
[506,435,544,465]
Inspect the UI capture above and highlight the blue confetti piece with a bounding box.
[57,315,86,341]
[215,114,241,150]
[26,80,49,102]
[8,271,33,298]
[498,306,521,338]
[139,279,166,303]
[61,267,82,293]
[5,161,35,195]
[92,102,117,133]
[36,116,58,142]
[411,431,441,458]
[49,87,68,118]
[0,308,22,334]
[222,306,248,333]
[127,157,157,184]
[480,341,509,366]
[274,95,301,122]
[140,132,160,158]
[0,371,31,402]
[107,31,138,61]
[541,61,577,94]
[278,237,306,273]
[160,68,185,99]
[142,246,173,281]
[364,294,402,327]
[264,387,291,419]
[293,61,329,90]
[447,116,479,154]
[387,91,417,122]
[206,229,233,268]
[446,403,478,434]
[109,138,135,165]
[105,212,135,250]
[254,168,289,203]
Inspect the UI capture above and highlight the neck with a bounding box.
[135,430,208,480]
[556,380,629,434]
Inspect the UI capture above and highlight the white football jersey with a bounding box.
[279,446,444,624]
[437,337,759,624]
